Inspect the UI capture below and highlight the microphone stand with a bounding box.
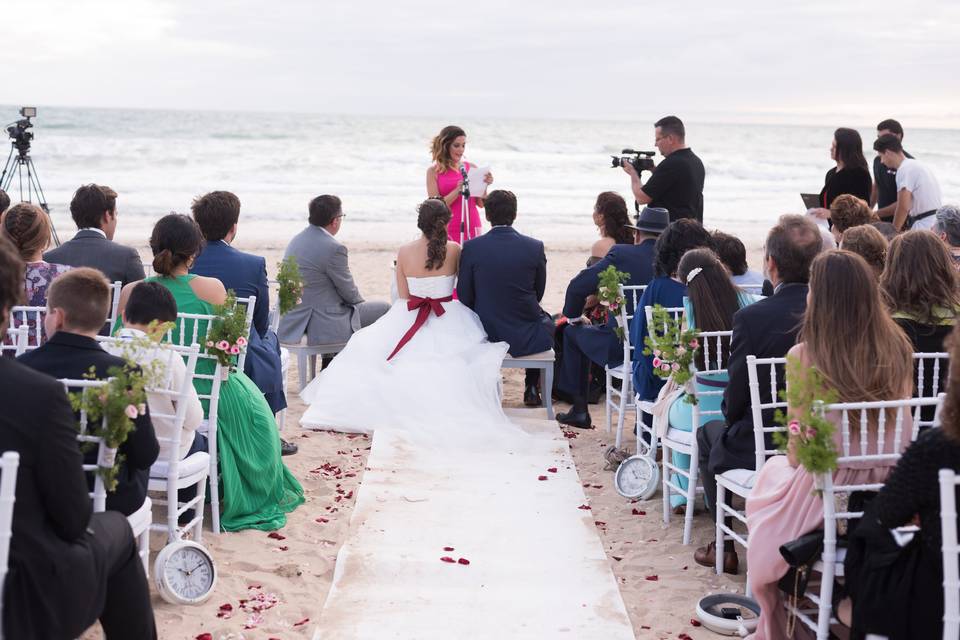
[459,164,471,244]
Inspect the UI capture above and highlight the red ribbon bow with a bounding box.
[386,295,453,361]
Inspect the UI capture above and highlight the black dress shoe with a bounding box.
[280,438,299,456]
[556,410,593,429]
[524,384,542,407]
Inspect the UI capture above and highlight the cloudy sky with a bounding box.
[7,0,960,126]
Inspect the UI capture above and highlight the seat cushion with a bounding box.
[150,451,210,480]
[663,427,693,447]
[606,363,627,379]
[503,349,555,364]
[717,467,757,491]
[126,497,152,535]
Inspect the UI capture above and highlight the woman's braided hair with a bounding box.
[417,198,452,271]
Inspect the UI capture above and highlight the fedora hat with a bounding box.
[625,206,669,234]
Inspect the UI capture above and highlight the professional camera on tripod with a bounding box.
[610,149,656,175]
[1,106,58,244]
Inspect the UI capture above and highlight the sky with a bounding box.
[6,0,960,127]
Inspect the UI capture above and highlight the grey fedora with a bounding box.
[624,206,670,234]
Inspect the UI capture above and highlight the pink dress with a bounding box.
[744,408,913,639]
[436,163,482,244]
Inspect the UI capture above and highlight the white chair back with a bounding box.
[689,330,734,420]
[737,283,766,295]
[940,468,960,640]
[106,280,122,334]
[644,304,685,333]
[616,285,646,364]
[1,325,28,358]
[234,295,256,373]
[8,305,46,350]
[58,378,112,512]
[913,351,950,434]
[789,394,944,639]
[0,450,20,640]
[747,355,790,472]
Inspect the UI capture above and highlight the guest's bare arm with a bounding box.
[189,276,228,306]
[892,188,913,231]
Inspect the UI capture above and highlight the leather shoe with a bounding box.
[280,438,299,456]
[524,384,542,407]
[694,541,738,574]
[556,410,593,429]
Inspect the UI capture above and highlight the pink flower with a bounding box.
[216,340,229,351]
[206,340,214,348]
[229,345,241,355]
[671,362,681,372]
[653,349,662,357]
[660,363,671,372]
[788,420,801,435]
[652,357,662,367]
[124,404,138,419]
[236,336,247,347]
[805,426,817,439]
[689,339,699,349]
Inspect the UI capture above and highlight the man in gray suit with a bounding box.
[278,195,389,346]
[44,184,145,286]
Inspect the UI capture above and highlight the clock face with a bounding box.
[163,545,215,602]
[615,455,659,499]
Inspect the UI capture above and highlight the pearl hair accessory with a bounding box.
[686,267,704,284]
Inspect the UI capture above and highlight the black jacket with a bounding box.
[17,331,159,515]
[709,282,808,473]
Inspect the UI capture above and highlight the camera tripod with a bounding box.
[0,139,59,246]
[459,164,472,243]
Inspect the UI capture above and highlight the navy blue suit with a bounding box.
[191,240,287,413]
[558,240,657,399]
[457,226,552,359]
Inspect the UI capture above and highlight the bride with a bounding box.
[300,198,519,443]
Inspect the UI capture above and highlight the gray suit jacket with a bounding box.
[278,225,364,345]
[43,230,145,286]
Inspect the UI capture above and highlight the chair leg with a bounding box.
[715,482,726,576]
[683,447,699,547]
[614,378,631,449]
[297,351,308,392]
[661,443,671,526]
[542,365,555,421]
[207,433,220,534]
[604,370,613,433]
[193,471,209,543]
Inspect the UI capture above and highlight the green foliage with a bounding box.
[772,356,840,476]
[642,304,700,403]
[277,256,304,316]
[204,291,249,371]
[596,265,631,338]
[69,363,149,492]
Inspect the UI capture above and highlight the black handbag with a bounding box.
[778,529,825,635]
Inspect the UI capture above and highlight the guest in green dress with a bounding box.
[117,214,303,531]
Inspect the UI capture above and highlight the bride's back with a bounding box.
[395,199,461,297]
[397,238,459,278]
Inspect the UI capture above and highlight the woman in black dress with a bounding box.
[810,128,872,223]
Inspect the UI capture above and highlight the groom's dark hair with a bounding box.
[484,190,517,226]
[309,195,342,227]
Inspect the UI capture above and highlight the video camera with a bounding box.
[610,149,656,174]
[6,106,36,156]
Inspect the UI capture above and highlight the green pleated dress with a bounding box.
[137,275,304,531]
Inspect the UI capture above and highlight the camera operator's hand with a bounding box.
[621,162,638,178]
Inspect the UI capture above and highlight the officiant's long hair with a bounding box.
[418,198,452,271]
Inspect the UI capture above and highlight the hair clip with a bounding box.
[686,267,703,284]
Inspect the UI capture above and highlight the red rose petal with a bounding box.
[293,617,310,627]
[440,556,456,563]
[457,558,470,565]
[277,545,288,551]
[443,546,455,551]
[197,635,213,640]
[577,504,591,510]
[690,618,702,627]
[247,583,261,589]
[631,508,646,516]
[645,574,659,581]
[547,467,558,473]
[538,475,548,481]
[640,626,651,630]
[267,531,286,540]
[679,634,694,640]
[216,603,233,618]
[315,517,329,523]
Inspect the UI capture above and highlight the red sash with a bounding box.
[386,295,453,361]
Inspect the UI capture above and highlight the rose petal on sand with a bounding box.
[267,532,286,540]
[547,467,557,473]
[443,546,455,551]
[216,603,233,618]
[577,504,591,510]
[315,517,329,523]
[537,475,548,481]
[196,634,213,640]
[457,558,470,565]
[690,618,702,627]
[440,556,456,563]
[293,617,310,627]
[645,575,659,581]
[631,508,646,516]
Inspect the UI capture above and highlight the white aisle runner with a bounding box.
[313,413,636,639]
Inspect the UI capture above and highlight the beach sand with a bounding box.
[85,229,763,639]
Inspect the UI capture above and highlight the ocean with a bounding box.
[2,106,958,244]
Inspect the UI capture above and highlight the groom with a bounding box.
[457,190,553,406]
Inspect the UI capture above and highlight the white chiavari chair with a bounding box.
[635,305,686,458]
[940,468,960,640]
[8,305,46,351]
[59,378,152,575]
[0,451,20,640]
[233,295,256,373]
[661,329,732,545]
[784,394,944,640]
[715,355,788,592]
[1,324,28,358]
[913,352,950,434]
[605,284,646,447]
[105,281,122,334]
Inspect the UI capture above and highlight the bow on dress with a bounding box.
[386,295,453,361]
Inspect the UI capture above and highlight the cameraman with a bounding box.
[622,115,704,224]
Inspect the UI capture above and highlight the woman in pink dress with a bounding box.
[745,250,914,639]
[426,125,493,244]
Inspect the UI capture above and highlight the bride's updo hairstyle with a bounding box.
[149,213,206,276]
[417,198,452,271]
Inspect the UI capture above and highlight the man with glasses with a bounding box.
[621,115,705,224]
[278,195,390,350]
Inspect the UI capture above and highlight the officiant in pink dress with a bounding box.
[426,125,493,244]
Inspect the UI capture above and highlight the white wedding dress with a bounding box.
[299,274,519,445]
